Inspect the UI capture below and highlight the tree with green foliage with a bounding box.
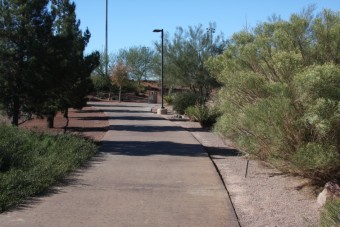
[0,0,98,128]
[91,51,115,98]
[206,8,340,182]
[117,46,157,85]
[156,23,225,98]
[0,0,53,126]
[91,73,113,97]
[39,0,99,128]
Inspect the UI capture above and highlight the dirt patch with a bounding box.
[20,105,109,142]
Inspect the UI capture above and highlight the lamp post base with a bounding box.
[157,108,167,115]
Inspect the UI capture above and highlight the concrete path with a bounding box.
[0,102,239,227]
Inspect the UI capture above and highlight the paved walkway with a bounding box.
[0,102,239,227]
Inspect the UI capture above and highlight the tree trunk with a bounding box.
[47,114,54,128]
[108,87,112,101]
[63,108,69,134]
[11,111,19,126]
[11,96,20,126]
[63,108,68,119]
[118,86,122,102]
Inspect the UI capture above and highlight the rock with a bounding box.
[317,180,340,206]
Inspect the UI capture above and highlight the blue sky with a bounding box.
[72,0,340,54]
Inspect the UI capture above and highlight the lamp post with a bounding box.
[153,29,167,114]
[105,0,108,77]
[206,27,215,56]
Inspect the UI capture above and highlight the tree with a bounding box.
[0,0,53,126]
[117,46,157,85]
[156,23,225,99]
[0,0,98,128]
[92,51,115,98]
[40,0,99,128]
[111,61,129,102]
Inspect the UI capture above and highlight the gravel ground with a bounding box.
[162,112,321,227]
[19,105,109,142]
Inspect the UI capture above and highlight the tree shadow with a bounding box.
[66,126,109,133]
[108,125,185,132]
[74,109,103,114]
[88,103,150,108]
[78,116,163,122]
[185,127,211,132]
[108,116,164,121]
[100,109,150,114]
[100,140,207,157]
[205,146,240,157]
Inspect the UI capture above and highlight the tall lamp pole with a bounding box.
[206,27,215,56]
[105,0,108,77]
[153,29,166,113]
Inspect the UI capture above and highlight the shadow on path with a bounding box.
[100,109,149,114]
[100,140,240,158]
[108,125,184,132]
[89,103,149,108]
[206,147,240,157]
[100,141,207,157]
[66,126,109,133]
[77,116,164,122]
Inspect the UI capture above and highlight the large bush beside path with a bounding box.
[206,8,340,184]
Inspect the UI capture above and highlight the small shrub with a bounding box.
[185,104,220,128]
[173,92,202,114]
[185,105,200,121]
[135,84,146,95]
[321,199,340,227]
[164,95,174,105]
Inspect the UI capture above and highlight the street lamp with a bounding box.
[206,27,215,55]
[105,0,108,77]
[153,29,167,114]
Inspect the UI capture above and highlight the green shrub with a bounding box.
[173,92,202,114]
[135,84,146,95]
[291,143,340,180]
[164,95,174,105]
[0,124,97,211]
[321,199,340,227]
[206,10,340,183]
[185,104,220,127]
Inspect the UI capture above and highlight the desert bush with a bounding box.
[135,84,146,95]
[207,9,340,183]
[291,143,340,179]
[164,95,174,105]
[0,124,97,211]
[320,199,340,227]
[185,104,220,127]
[172,92,202,114]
